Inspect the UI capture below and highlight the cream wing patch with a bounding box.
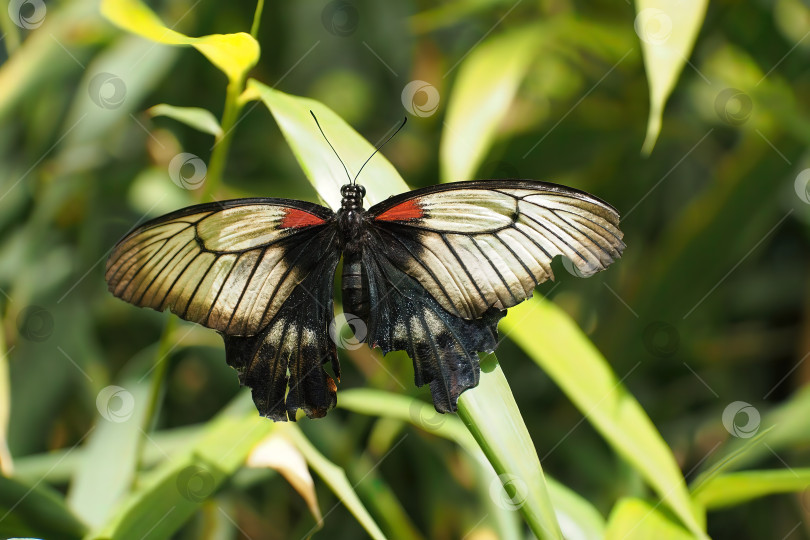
[106,202,333,337]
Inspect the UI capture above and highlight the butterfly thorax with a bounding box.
[338,183,371,324]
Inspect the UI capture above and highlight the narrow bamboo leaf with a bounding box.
[148,104,223,137]
[281,424,386,540]
[545,477,606,540]
[635,0,708,154]
[693,469,810,509]
[689,427,775,495]
[100,0,259,84]
[64,35,179,147]
[501,296,706,538]
[91,398,275,540]
[339,389,601,540]
[605,497,694,540]
[458,355,563,540]
[246,79,410,210]
[0,476,88,540]
[246,431,323,525]
[440,25,542,182]
[705,385,810,471]
[67,379,150,527]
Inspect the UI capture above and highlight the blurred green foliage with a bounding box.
[1,0,810,538]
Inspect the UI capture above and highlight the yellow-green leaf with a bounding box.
[281,424,386,540]
[634,0,708,154]
[501,296,707,538]
[694,469,810,510]
[149,104,223,137]
[605,498,694,540]
[458,355,563,540]
[247,432,322,525]
[441,25,542,182]
[247,79,409,210]
[100,0,259,84]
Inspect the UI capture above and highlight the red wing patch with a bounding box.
[280,208,327,229]
[375,199,424,222]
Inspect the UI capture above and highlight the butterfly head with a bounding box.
[340,183,366,211]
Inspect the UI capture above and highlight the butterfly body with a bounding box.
[106,179,625,421]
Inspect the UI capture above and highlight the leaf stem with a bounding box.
[203,79,245,199]
[250,0,265,39]
[133,315,177,487]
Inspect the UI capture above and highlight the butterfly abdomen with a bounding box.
[341,250,370,323]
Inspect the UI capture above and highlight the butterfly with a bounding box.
[105,115,625,421]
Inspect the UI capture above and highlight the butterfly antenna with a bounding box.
[310,110,353,185]
[353,117,407,184]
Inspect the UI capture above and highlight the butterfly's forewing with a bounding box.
[366,180,625,320]
[105,199,342,421]
[363,179,624,411]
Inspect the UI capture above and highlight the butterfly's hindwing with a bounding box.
[223,234,341,421]
[361,234,504,412]
[366,180,625,320]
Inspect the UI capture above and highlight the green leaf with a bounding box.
[66,379,150,527]
[100,0,260,84]
[605,498,694,540]
[0,476,88,540]
[282,424,387,540]
[545,477,606,540]
[501,296,706,538]
[634,0,708,154]
[246,79,410,210]
[689,427,775,496]
[458,355,563,540]
[91,398,275,540]
[246,431,323,526]
[441,25,542,182]
[148,104,223,137]
[705,385,810,472]
[339,389,605,540]
[693,469,810,510]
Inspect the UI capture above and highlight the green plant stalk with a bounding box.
[132,315,177,487]
[457,354,563,540]
[0,309,12,476]
[204,79,245,199]
[250,0,265,38]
